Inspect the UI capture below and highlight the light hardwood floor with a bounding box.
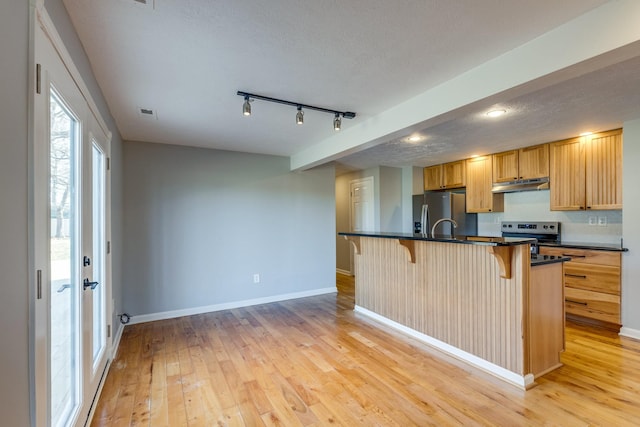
[91,274,640,426]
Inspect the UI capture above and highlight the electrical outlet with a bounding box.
[588,216,597,226]
[253,274,260,284]
[598,216,607,226]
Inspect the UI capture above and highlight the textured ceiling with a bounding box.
[334,54,640,172]
[61,0,636,171]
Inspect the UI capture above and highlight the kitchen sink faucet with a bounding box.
[431,218,458,238]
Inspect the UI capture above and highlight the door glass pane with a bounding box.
[50,90,80,427]
[92,143,106,365]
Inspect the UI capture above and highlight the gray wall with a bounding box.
[622,118,640,332]
[379,166,403,232]
[123,141,336,316]
[0,1,30,425]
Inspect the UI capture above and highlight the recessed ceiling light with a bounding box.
[580,131,593,136]
[486,109,507,118]
[470,154,480,158]
[407,135,424,142]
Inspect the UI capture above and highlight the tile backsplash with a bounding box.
[477,190,623,245]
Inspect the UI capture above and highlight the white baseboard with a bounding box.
[336,268,352,276]
[111,321,124,360]
[354,305,534,390]
[619,326,640,340]
[129,287,337,325]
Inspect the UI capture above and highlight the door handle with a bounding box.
[57,283,71,293]
[83,278,99,291]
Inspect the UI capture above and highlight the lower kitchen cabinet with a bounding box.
[539,246,621,329]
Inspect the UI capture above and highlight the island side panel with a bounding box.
[354,237,528,375]
[528,262,564,377]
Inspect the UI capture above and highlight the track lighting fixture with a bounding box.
[242,95,251,116]
[333,113,341,131]
[296,106,304,125]
[237,91,355,130]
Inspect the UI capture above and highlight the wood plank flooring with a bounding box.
[91,274,640,426]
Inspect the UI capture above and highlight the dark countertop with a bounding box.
[530,254,571,267]
[538,241,628,252]
[338,231,536,247]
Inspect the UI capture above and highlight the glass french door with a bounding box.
[34,15,111,427]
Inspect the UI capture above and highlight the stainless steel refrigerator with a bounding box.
[412,192,477,236]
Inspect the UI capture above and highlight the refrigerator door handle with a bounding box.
[421,204,429,236]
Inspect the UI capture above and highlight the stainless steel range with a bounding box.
[501,221,561,254]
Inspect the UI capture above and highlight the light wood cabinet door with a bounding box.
[538,246,621,267]
[519,143,549,180]
[466,156,503,213]
[492,150,519,183]
[585,129,622,210]
[423,165,443,191]
[442,160,466,189]
[564,263,620,295]
[550,137,585,210]
[564,287,620,324]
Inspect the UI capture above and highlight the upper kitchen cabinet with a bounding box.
[586,129,622,210]
[518,144,550,180]
[550,137,586,210]
[466,155,504,213]
[492,150,519,183]
[423,160,466,191]
[493,144,549,183]
[550,129,622,211]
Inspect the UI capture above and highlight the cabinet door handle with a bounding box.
[566,299,588,306]
[562,254,585,258]
[565,273,587,279]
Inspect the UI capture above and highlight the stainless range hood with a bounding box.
[491,177,549,193]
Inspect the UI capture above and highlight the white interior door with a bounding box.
[34,14,111,427]
[350,177,375,233]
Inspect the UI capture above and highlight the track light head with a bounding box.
[333,113,341,131]
[243,96,251,116]
[296,106,304,125]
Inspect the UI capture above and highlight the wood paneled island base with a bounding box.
[342,233,566,389]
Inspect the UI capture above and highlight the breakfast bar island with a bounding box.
[339,231,568,389]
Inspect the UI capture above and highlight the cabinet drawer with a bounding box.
[564,263,620,295]
[565,287,620,324]
[539,246,621,267]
